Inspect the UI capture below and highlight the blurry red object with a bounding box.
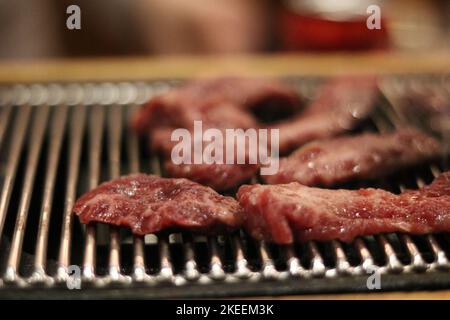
[279,0,390,51]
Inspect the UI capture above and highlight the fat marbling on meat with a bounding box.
[272,76,378,154]
[73,174,243,235]
[238,172,450,244]
[263,128,441,186]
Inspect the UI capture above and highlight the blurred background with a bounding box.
[0,0,449,60]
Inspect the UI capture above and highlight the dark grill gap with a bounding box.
[0,77,449,298]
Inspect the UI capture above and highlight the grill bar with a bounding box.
[308,242,326,277]
[234,235,251,279]
[82,105,105,281]
[158,237,174,282]
[401,234,427,272]
[57,105,86,280]
[125,105,149,282]
[32,105,68,282]
[286,245,305,276]
[209,237,226,280]
[377,235,403,273]
[260,242,278,279]
[355,239,375,273]
[106,104,126,282]
[126,106,141,174]
[0,105,31,244]
[0,105,12,150]
[332,240,352,275]
[428,235,449,270]
[183,238,200,281]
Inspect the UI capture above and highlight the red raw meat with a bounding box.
[131,77,301,135]
[271,76,377,154]
[73,174,243,235]
[263,128,441,186]
[238,173,450,243]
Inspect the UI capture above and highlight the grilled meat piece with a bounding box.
[272,76,378,154]
[238,172,450,244]
[151,126,262,191]
[263,128,441,186]
[73,174,243,235]
[131,77,302,135]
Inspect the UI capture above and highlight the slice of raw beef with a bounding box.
[238,172,450,243]
[74,174,243,235]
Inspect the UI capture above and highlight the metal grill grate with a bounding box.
[0,77,449,298]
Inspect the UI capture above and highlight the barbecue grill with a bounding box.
[0,76,449,299]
